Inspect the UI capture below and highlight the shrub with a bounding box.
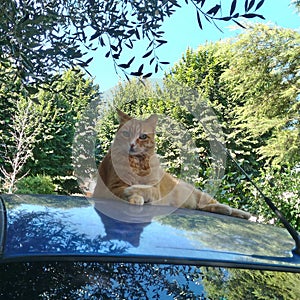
[16,175,56,195]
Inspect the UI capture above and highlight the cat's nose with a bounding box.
[129,143,136,153]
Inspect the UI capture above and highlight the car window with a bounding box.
[1,261,300,299]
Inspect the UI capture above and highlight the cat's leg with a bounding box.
[194,190,251,219]
[123,184,160,205]
[199,201,251,219]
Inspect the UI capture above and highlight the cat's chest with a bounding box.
[129,155,151,176]
[127,154,161,184]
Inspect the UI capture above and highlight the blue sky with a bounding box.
[87,1,299,93]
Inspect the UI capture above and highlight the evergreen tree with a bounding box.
[222,24,300,167]
[24,69,102,194]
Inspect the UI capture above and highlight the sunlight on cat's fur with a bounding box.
[93,109,250,219]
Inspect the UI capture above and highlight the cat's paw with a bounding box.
[128,194,144,206]
[231,208,251,219]
[123,187,145,205]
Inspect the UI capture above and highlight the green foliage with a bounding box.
[0,0,265,86]
[52,176,82,195]
[0,66,101,194]
[250,167,300,230]
[222,24,300,167]
[167,24,300,224]
[16,175,56,195]
[22,69,101,194]
[0,91,48,193]
[203,267,300,300]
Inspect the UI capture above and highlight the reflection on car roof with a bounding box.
[1,194,300,272]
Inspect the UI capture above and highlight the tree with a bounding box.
[0,0,265,88]
[222,24,300,167]
[0,96,46,193]
[167,42,261,209]
[0,65,102,194]
[23,69,102,194]
[165,23,300,225]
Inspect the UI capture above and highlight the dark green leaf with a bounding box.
[157,39,167,44]
[242,13,265,19]
[230,0,237,16]
[111,45,118,52]
[142,50,153,58]
[118,56,135,69]
[245,0,249,12]
[206,4,221,16]
[196,11,203,30]
[90,31,101,41]
[150,57,155,65]
[118,63,129,69]
[255,0,265,11]
[248,0,255,11]
[220,16,231,21]
[25,86,39,94]
[85,57,93,65]
[169,0,181,8]
[100,37,105,46]
[127,57,135,66]
[142,72,152,78]
[135,29,140,40]
[130,64,144,76]
[200,0,206,8]
[138,64,144,73]
[105,51,110,58]
[232,19,247,29]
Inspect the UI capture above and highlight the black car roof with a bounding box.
[1,194,300,272]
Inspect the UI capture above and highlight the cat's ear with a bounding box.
[116,108,132,124]
[146,114,158,128]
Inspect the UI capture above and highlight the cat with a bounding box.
[93,109,251,219]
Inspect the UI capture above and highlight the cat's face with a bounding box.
[113,110,158,156]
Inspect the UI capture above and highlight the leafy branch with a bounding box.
[190,0,265,31]
[0,0,266,89]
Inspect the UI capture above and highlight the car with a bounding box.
[1,193,300,299]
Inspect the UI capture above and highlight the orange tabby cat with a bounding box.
[93,109,250,219]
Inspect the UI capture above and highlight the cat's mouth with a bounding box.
[129,149,140,155]
[129,148,144,156]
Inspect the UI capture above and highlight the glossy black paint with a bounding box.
[1,194,300,272]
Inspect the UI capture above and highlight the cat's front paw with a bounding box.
[123,187,144,205]
[231,208,251,219]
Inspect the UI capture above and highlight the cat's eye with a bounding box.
[139,133,148,140]
[122,130,130,138]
